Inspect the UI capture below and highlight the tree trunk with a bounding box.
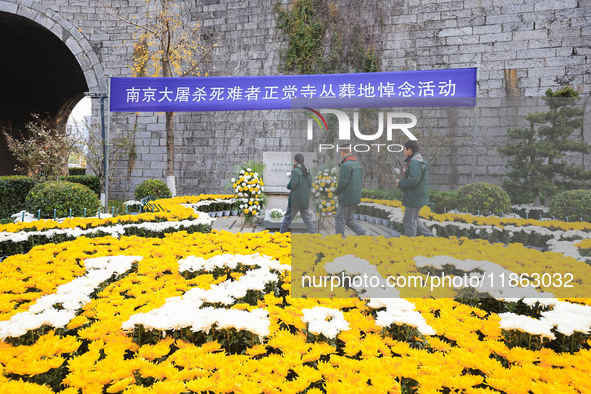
[165,110,176,196]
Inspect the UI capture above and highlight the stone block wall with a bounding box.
[2,0,590,197]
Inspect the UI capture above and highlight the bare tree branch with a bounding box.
[181,44,217,77]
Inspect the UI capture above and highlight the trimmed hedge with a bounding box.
[68,167,87,176]
[550,190,591,222]
[0,176,36,219]
[25,181,101,219]
[361,188,401,200]
[135,179,172,200]
[64,175,101,196]
[428,190,457,214]
[455,182,512,216]
[0,175,99,219]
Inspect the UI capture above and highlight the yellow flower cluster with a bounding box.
[576,239,591,250]
[313,169,338,216]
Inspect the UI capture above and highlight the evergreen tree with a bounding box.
[499,86,591,204]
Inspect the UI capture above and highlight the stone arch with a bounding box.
[0,1,106,175]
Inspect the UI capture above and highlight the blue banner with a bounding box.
[110,68,476,112]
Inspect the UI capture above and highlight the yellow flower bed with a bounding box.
[365,198,591,231]
[0,194,233,234]
[291,234,591,299]
[1,229,591,393]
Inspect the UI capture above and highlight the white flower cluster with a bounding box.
[0,218,214,246]
[183,198,236,211]
[0,256,141,339]
[547,239,591,264]
[123,254,289,339]
[123,200,143,206]
[11,210,36,223]
[123,300,270,339]
[322,255,436,335]
[324,254,400,298]
[414,255,555,300]
[367,298,437,336]
[269,208,284,221]
[178,253,289,273]
[415,255,591,338]
[499,300,591,338]
[302,306,350,339]
[511,204,550,214]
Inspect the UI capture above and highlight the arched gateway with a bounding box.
[0,2,106,175]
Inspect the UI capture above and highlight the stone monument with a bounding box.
[262,151,316,210]
[262,151,317,231]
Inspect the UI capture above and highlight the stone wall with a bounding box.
[2,0,590,197]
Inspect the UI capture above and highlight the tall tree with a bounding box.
[106,0,215,195]
[499,86,591,204]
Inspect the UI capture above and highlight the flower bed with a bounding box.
[577,239,591,257]
[361,199,591,250]
[0,195,233,257]
[1,195,590,393]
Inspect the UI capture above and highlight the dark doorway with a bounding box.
[0,12,88,175]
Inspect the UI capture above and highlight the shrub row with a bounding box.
[428,183,590,223]
[549,190,591,223]
[361,188,401,201]
[362,184,513,216]
[135,179,171,200]
[0,175,101,219]
[0,177,174,220]
[26,181,101,219]
[0,176,36,220]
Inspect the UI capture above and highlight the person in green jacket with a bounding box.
[395,140,433,237]
[335,146,367,237]
[280,153,316,233]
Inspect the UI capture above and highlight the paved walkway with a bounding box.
[213,215,396,237]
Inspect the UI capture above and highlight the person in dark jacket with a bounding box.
[280,153,316,233]
[395,140,432,237]
[335,146,367,237]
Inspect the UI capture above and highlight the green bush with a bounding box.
[361,188,401,200]
[25,181,101,219]
[428,191,458,214]
[135,179,172,200]
[550,190,591,222]
[455,182,511,216]
[0,176,36,219]
[64,175,101,196]
[68,167,87,176]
